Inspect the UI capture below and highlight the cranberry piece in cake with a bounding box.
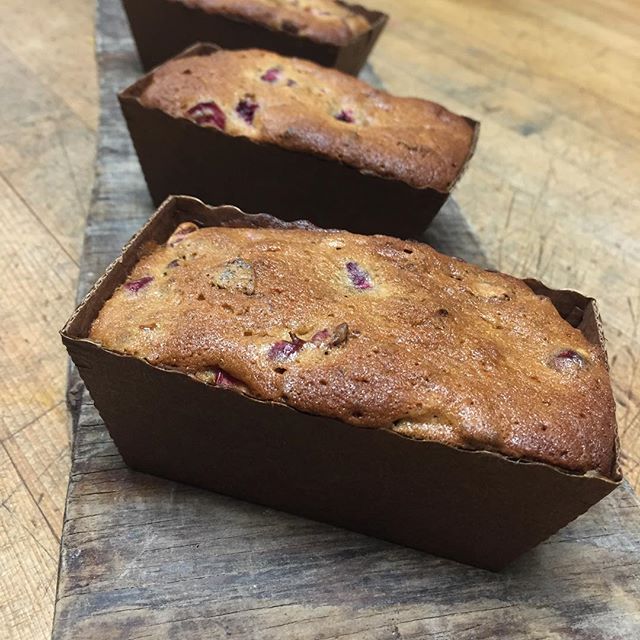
[186,101,226,130]
[550,349,586,370]
[268,333,306,361]
[335,109,354,123]
[345,261,372,290]
[124,276,153,294]
[311,328,331,345]
[236,96,259,124]
[260,67,281,82]
[214,368,244,388]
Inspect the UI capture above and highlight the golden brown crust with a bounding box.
[138,49,476,190]
[176,0,372,46]
[89,223,618,478]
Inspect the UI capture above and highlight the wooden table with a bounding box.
[2,1,639,637]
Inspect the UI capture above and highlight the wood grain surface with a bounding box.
[0,1,97,638]
[1,0,639,638]
[56,400,640,639]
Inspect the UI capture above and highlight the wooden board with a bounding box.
[52,0,640,637]
[0,1,97,638]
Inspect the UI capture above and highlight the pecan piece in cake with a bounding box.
[211,257,255,295]
[311,323,351,349]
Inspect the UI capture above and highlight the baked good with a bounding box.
[89,220,617,478]
[122,0,388,74]
[137,47,476,191]
[120,44,479,237]
[66,198,620,569]
[177,0,371,46]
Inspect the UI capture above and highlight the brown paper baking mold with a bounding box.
[118,43,480,238]
[122,0,388,73]
[62,196,620,571]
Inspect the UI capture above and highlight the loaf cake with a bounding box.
[177,0,371,46]
[123,0,387,74]
[136,48,476,191]
[89,221,617,478]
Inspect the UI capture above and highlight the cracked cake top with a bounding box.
[137,48,477,191]
[175,0,373,46]
[89,221,617,478]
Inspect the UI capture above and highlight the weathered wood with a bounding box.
[3,1,640,638]
[0,1,96,638]
[56,399,640,640]
[50,0,640,637]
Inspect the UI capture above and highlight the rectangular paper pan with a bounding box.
[122,0,389,74]
[61,196,620,570]
[118,43,480,239]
